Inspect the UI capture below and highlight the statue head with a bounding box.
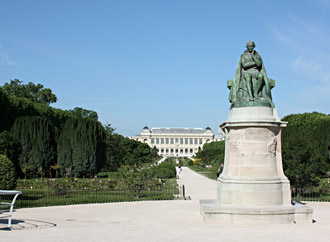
[245,40,256,53]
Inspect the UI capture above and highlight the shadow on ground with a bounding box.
[0,218,56,231]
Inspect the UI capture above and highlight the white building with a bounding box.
[131,126,223,157]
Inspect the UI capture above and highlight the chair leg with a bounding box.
[8,194,20,228]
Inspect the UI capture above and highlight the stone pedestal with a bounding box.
[200,107,313,224]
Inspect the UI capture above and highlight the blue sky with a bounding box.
[1,0,330,136]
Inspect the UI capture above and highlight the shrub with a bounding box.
[318,178,330,194]
[119,164,158,198]
[157,162,174,170]
[153,162,176,179]
[154,168,176,179]
[193,158,205,167]
[0,155,17,189]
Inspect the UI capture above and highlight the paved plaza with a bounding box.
[2,167,330,242]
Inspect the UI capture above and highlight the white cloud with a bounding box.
[314,0,330,7]
[291,56,330,84]
[0,43,16,66]
[270,16,330,61]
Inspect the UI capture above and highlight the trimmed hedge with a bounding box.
[0,154,17,189]
[153,162,176,179]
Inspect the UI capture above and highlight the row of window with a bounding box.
[158,148,197,154]
[151,137,203,145]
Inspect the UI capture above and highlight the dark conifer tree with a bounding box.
[10,116,57,177]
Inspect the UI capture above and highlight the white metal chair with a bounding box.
[0,190,22,229]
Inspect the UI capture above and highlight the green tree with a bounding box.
[68,107,98,121]
[195,141,225,166]
[103,124,125,171]
[10,116,57,178]
[1,79,57,105]
[282,112,329,136]
[1,80,112,179]
[0,88,13,132]
[0,131,21,175]
[57,118,106,177]
[282,113,330,188]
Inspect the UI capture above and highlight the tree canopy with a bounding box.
[1,79,58,105]
[0,80,159,179]
[68,107,98,121]
[282,112,330,187]
[195,141,225,166]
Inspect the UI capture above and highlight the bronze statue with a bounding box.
[228,41,274,109]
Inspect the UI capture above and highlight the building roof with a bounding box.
[151,128,205,134]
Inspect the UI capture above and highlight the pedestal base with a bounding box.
[202,107,314,224]
[200,199,313,224]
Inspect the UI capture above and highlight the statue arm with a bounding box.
[252,54,262,67]
[241,57,255,69]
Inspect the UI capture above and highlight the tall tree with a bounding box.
[282,113,330,188]
[57,118,106,177]
[1,79,57,105]
[10,116,57,177]
[0,88,13,132]
[68,107,98,121]
[0,131,21,174]
[195,141,225,166]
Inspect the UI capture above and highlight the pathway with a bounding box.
[177,167,217,200]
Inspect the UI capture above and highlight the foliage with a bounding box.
[193,158,203,166]
[68,107,98,121]
[103,124,159,171]
[0,80,160,179]
[0,155,17,189]
[0,82,110,178]
[1,79,57,105]
[13,178,179,209]
[0,131,21,172]
[121,138,159,166]
[17,177,118,191]
[0,88,13,132]
[119,164,159,198]
[103,124,125,171]
[10,116,57,178]
[154,168,175,179]
[0,87,70,133]
[282,113,330,188]
[318,178,330,194]
[57,118,106,178]
[180,157,191,166]
[282,112,329,136]
[153,162,176,179]
[195,141,225,166]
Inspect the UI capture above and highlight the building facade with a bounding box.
[131,126,222,157]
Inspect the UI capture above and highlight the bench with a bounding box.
[0,190,22,229]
